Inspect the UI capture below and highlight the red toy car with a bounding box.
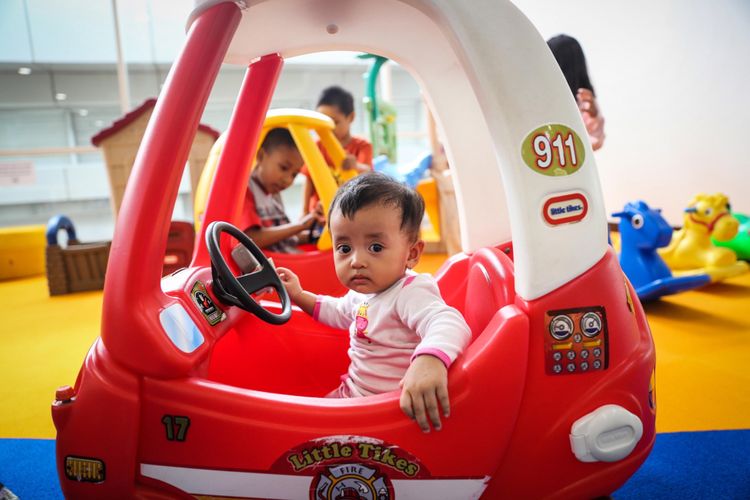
[52,1,655,498]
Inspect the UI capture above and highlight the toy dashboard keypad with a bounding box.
[544,306,608,375]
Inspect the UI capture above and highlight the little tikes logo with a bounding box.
[542,191,589,226]
[287,440,419,477]
[273,436,427,500]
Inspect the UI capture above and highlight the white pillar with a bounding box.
[111,0,131,113]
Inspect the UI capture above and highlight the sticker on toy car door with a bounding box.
[522,124,585,176]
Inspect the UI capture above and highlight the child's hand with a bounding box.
[399,355,450,433]
[341,154,357,170]
[312,201,326,224]
[299,212,318,230]
[277,267,302,302]
[576,88,599,117]
[576,88,605,150]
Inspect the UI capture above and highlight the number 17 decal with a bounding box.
[522,124,585,176]
[162,415,191,442]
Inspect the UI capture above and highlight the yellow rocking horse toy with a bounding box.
[659,193,749,281]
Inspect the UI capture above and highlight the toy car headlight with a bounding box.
[569,404,644,463]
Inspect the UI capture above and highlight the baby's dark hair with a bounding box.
[330,172,425,241]
[317,85,354,116]
[260,127,296,153]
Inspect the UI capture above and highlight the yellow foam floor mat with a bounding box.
[1,277,102,438]
[643,277,750,432]
[2,262,749,438]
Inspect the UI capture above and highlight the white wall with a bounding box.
[511,0,750,224]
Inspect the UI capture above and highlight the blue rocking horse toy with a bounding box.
[613,201,710,301]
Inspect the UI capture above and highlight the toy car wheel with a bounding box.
[206,221,291,325]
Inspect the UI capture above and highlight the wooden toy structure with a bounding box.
[45,216,110,296]
[45,216,196,296]
[44,100,219,295]
[91,98,220,218]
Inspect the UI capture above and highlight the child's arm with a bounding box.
[399,354,449,433]
[301,176,315,215]
[277,267,317,315]
[245,212,317,250]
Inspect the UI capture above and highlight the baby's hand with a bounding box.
[277,267,302,302]
[399,355,449,433]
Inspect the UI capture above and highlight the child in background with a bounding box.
[241,127,324,253]
[547,34,606,150]
[302,86,373,215]
[278,173,471,432]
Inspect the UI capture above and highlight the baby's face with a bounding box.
[330,203,422,294]
[255,145,303,194]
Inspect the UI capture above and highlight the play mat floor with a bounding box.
[1,254,749,497]
[3,255,749,437]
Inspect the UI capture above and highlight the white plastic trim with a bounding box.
[187,0,246,32]
[569,404,644,463]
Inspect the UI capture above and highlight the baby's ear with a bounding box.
[406,240,425,269]
[347,111,355,123]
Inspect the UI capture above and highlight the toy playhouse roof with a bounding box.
[91,98,221,146]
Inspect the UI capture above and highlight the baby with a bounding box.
[277,172,471,432]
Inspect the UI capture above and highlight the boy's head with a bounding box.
[254,127,303,194]
[316,86,355,143]
[329,172,425,293]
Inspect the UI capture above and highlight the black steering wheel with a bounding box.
[206,221,291,325]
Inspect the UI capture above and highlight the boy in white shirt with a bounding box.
[277,172,471,433]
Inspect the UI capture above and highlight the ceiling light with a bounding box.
[55,93,67,101]
[78,109,89,116]
[18,67,32,75]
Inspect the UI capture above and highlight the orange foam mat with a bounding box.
[2,259,749,438]
[643,275,750,432]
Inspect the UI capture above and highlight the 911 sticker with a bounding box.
[542,192,589,226]
[521,124,585,176]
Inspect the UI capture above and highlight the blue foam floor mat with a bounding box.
[1,430,748,498]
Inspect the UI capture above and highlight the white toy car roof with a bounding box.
[189,0,608,300]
